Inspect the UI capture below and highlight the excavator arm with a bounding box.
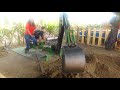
[56,13,86,73]
[56,13,70,53]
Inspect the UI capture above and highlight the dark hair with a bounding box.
[27,19,35,26]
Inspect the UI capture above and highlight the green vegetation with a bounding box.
[0,19,110,47]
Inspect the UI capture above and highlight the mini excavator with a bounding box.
[28,12,86,74]
[54,13,86,73]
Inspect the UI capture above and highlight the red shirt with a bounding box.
[25,23,36,35]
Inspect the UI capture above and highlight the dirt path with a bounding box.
[0,50,41,78]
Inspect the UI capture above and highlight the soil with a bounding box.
[0,44,120,78]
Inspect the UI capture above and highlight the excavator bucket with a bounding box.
[56,12,86,73]
[62,46,86,73]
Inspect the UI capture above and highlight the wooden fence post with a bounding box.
[77,29,80,44]
[87,27,91,45]
[98,28,102,46]
[81,27,85,44]
[105,29,109,42]
[115,30,119,48]
[92,28,96,45]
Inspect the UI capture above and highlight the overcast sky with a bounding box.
[0,12,115,26]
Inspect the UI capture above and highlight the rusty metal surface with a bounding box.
[62,46,86,73]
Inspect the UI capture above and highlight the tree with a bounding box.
[1,28,13,47]
[44,22,59,37]
[12,22,25,45]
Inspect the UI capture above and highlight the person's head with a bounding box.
[28,18,35,26]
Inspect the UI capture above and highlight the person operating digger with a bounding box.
[24,18,37,53]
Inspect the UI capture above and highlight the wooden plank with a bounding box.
[92,28,96,45]
[98,28,102,46]
[35,51,45,74]
[115,42,117,48]
[79,29,82,43]
[105,29,111,45]
[95,37,99,39]
[77,29,80,43]
[116,30,120,49]
[87,27,91,45]
[88,44,104,48]
[115,30,120,48]
[105,29,110,41]
[81,28,85,44]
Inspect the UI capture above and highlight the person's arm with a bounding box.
[33,26,36,35]
[27,29,32,36]
[31,26,37,37]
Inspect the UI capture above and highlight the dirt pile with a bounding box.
[37,49,120,78]
[1,43,120,78]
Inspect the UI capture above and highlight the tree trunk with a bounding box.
[105,16,119,50]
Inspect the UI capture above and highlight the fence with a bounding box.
[76,27,120,49]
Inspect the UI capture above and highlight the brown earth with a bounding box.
[0,44,120,78]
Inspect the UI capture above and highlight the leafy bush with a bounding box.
[12,22,25,45]
[0,18,110,47]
